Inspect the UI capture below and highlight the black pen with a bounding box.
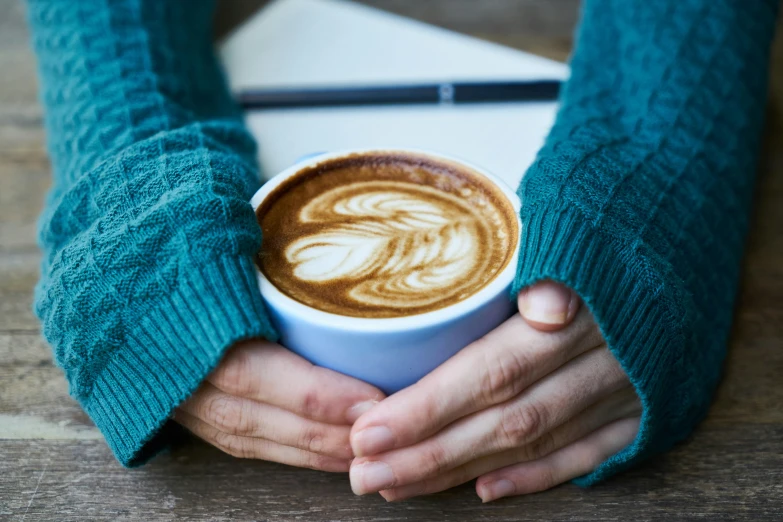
[237,80,561,110]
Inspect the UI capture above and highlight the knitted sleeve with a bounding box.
[514,0,779,485]
[28,0,277,466]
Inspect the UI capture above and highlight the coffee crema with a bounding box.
[256,153,518,318]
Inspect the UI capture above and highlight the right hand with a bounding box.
[175,339,385,472]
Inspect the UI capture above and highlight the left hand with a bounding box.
[348,282,641,502]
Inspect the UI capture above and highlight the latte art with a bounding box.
[256,153,518,318]
[285,182,482,309]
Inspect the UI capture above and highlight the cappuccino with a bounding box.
[256,153,518,318]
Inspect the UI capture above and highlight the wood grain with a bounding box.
[2,0,783,520]
[3,423,783,522]
[213,0,576,61]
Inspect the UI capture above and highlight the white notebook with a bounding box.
[219,0,569,189]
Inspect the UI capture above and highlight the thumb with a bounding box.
[518,280,581,332]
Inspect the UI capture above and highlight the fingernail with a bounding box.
[521,283,573,324]
[479,479,516,502]
[352,426,395,457]
[350,461,395,495]
[346,400,378,423]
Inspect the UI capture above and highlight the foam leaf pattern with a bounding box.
[285,181,484,309]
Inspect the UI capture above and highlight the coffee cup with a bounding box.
[250,149,521,394]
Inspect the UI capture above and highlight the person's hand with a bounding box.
[175,339,385,472]
[348,281,641,501]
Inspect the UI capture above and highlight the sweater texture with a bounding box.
[27,0,779,483]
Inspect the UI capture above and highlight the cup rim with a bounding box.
[251,148,522,333]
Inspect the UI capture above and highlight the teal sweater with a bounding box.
[28,0,779,484]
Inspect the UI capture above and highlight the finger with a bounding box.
[476,417,641,502]
[488,346,629,450]
[208,339,385,425]
[175,410,351,473]
[350,348,629,495]
[518,280,581,332]
[179,384,353,459]
[379,387,640,501]
[351,311,602,457]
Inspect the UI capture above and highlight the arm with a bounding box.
[29,0,276,466]
[515,0,779,484]
[344,0,780,500]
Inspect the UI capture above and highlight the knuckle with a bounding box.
[416,388,442,426]
[420,441,451,475]
[498,402,545,448]
[211,348,255,395]
[477,348,532,406]
[299,387,326,420]
[306,452,329,471]
[299,425,325,454]
[533,467,557,493]
[525,432,556,461]
[214,431,248,459]
[205,395,245,434]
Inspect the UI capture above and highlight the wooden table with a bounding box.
[2,1,782,520]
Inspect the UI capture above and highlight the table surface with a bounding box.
[2,1,782,520]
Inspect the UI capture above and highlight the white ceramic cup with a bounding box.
[250,149,522,394]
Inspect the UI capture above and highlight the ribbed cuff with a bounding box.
[84,255,278,467]
[513,202,689,486]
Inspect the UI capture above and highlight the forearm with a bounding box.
[28,0,252,182]
[516,0,779,483]
[28,0,276,466]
